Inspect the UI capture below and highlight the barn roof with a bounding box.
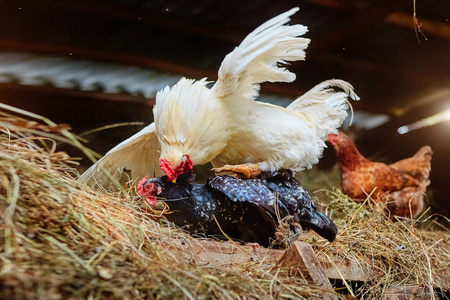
[0,0,449,117]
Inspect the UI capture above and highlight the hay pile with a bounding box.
[0,107,339,299]
[300,189,450,298]
[1,105,448,299]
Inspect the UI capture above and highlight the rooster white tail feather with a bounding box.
[300,79,359,100]
[286,79,360,139]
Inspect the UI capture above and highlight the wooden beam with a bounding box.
[0,82,154,106]
[0,38,217,81]
[0,82,154,132]
[0,38,307,101]
[385,12,450,40]
[305,0,368,11]
[307,0,450,40]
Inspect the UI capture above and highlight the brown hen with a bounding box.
[328,131,432,219]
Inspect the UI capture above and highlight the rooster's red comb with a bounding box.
[137,176,148,196]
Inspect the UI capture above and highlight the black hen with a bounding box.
[138,170,337,247]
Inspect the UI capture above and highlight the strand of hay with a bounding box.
[0,108,341,299]
[300,188,450,299]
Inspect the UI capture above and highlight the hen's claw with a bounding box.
[213,163,262,179]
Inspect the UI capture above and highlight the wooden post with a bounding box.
[279,241,338,300]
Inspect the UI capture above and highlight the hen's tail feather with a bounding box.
[389,145,433,180]
[299,209,338,242]
[286,79,360,139]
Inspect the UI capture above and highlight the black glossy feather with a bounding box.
[260,170,338,242]
[208,176,275,205]
[140,170,337,247]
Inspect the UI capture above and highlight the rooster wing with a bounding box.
[212,7,309,103]
[209,8,358,172]
[78,123,162,190]
[286,79,360,139]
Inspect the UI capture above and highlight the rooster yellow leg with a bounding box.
[213,163,262,179]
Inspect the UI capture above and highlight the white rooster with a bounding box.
[79,7,359,189]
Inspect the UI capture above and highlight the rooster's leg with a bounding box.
[213,163,262,179]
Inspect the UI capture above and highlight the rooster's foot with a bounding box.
[213,163,262,179]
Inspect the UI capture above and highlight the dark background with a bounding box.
[0,0,448,217]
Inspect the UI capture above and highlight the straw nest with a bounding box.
[0,104,449,299]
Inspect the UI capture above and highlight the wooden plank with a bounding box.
[384,283,437,300]
[157,238,449,292]
[435,270,450,291]
[160,238,284,267]
[279,241,338,300]
[319,257,376,282]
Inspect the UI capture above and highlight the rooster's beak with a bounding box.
[172,178,177,183]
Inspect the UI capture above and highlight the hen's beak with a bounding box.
[172,178,177,183]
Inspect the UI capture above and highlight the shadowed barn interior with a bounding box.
[0,0,449,217]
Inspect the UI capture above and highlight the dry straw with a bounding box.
[300,188,449,298]
[0,105,342,299]
[1,104,448,299]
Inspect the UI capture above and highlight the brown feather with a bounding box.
[330,131,432,219]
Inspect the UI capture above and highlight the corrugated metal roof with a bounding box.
[0,51,298,105]
[0,51,388,129]
[0,52,180,98]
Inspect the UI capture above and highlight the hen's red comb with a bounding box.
[328,132,342,145]
[137,176,148,196]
